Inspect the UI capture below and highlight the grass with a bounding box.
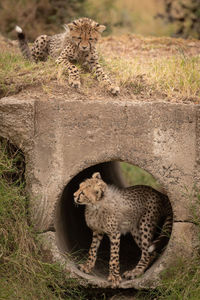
[104,52,200,101]
[0,50,58,98]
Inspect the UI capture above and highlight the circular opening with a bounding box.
[56,161,173,280]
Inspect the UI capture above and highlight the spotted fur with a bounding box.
[15,18,119,95]
[74,172,173,287]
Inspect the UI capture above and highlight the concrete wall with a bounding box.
[0,96,199,289]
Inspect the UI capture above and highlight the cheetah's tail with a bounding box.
[15,26,32,60]
[148,202,173,254]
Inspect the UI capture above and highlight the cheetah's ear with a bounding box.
[63,24,70,34]
[96,24,106,33]
[66,22,77,31]
[92,172,102,180]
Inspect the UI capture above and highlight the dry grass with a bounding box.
[97,34,200,103]
[105,54,200,102]
[0,48,57,98]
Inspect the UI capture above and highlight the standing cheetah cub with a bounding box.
[15,18,119,95]
[74,172,173,287]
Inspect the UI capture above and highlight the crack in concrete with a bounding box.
[37,227,56,234]
[174,219,196,225]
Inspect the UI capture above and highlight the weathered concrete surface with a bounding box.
[30,99,198,229]
[0,97,35,150]
[0,96,200,289]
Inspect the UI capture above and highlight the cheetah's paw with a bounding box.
[108,273,122,288]
[122,268,144,280]
[108,85,120,96]
[69,78,81,89]
[78,263,92,274]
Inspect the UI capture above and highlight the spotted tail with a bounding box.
[15,26,32,60]
[148,196,173,253]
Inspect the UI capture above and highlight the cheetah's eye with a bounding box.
[89,37,93,41]
[95,190,99,195]
[72,36,81,40]
[79,191,85,196]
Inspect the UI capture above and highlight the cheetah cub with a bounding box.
[15,18,119,95]
[74,172,173,287]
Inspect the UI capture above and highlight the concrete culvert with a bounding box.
[1,97,199,290]
[54,161,173,289]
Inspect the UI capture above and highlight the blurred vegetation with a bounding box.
[120,162,161,190]
[0,0,199,39]
[1,0,196,40]
[158,0,200,39]
[0,0,86,40]
[84,0,170,36]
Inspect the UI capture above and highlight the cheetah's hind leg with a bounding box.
[31,35,49,62]
[123,212,159,279]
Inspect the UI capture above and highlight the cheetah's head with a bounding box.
[74,172,107,205]
[65,18,106,52]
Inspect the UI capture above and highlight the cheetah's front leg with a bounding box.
[78,231,103,274]
[108,232,121,287]
[86,52,120,96]
[56,49,81,89]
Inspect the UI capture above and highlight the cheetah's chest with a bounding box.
[85,206,104,232]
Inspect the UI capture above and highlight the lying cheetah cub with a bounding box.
[15,18,119,95]
[74,172,173,287]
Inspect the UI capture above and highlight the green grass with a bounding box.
[134,257,200,300]
[0,51,57,98]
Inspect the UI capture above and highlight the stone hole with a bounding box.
[55,161,173,281]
